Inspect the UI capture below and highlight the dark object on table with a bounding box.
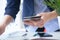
[37,33,53,37]
[55,29,60,32]
[36,27,52,37]
[36,27,45,32]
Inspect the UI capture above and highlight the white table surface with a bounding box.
[0,31,60,40]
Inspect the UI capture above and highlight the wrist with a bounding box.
[51,10,58,17]
[48,11,58,21]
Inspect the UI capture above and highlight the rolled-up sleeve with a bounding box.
[4,0,20,19]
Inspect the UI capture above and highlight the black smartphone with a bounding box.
[24,16,41,21]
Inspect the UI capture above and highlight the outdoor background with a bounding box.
[0,0,60,35]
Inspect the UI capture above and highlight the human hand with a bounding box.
[24,11,57,28]
[36,11,57,25]
[24,16,44,28]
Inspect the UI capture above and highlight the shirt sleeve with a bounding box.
[4,0,20,19]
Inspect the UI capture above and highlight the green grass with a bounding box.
[44,0,60,16]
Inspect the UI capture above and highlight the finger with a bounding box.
[37,19,44,28]
[32,21,37,26]
[24,20,35,26]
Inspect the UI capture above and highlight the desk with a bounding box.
[0,31,60,40]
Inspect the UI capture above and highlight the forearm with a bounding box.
[2,15,13,27]
[48,11,58,21]
[0,15,13,35]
